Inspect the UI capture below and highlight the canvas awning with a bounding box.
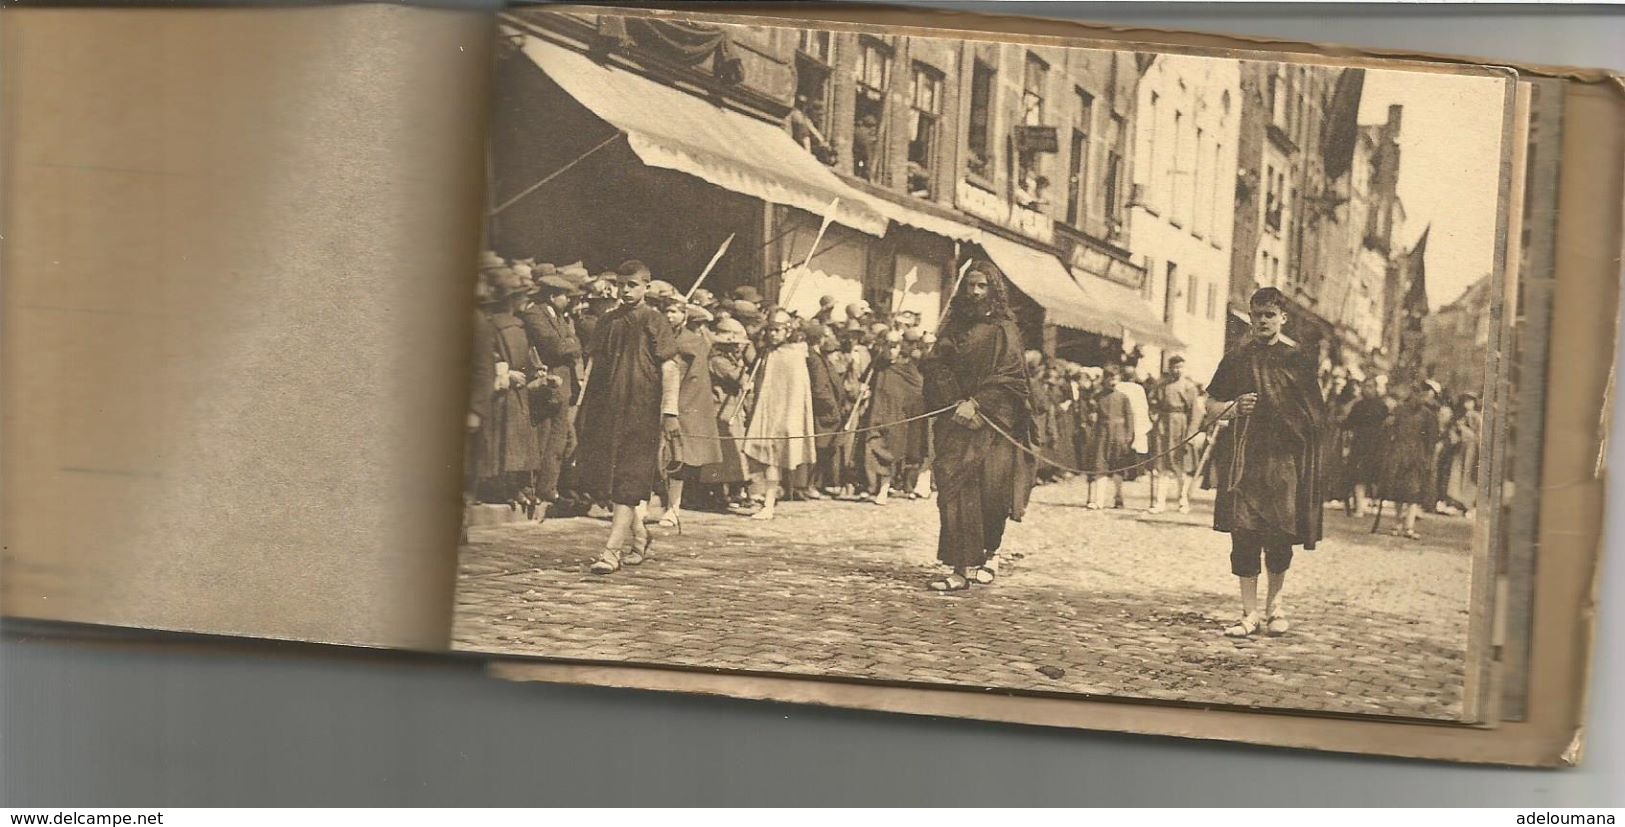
[1071,269,1184,350]
[863,195,984,243]
[518,35,888,236]
[976,233,1122,336]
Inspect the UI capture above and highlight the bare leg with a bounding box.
[592,505,634,574]
[1240,575,1259,617]
[661,479,685,526]
[1265,570,1286,615]
[1175,470,1191,512]
[753,467,780,519]
[1265,569,1289,634]
[1353,483,1369,517]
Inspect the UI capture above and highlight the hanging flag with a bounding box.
[1322,68,1366,180]
[1404,225,1431,323]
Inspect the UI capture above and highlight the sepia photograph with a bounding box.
[455,8,1516,722]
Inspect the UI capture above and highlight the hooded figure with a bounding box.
[919,261,1035,591]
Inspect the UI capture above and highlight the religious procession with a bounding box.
[465,242,1481,638]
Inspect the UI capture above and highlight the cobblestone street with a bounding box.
[454,476,1474,721]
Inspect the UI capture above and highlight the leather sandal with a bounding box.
[928,573,972,592]
[1224,612,1264,638]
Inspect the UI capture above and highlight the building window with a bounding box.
[1264,164,1282,233]
[1187,273,1199,316]
[1143,92,1160,210]
[1022,52,1048,126]
[852,38,892,183]
[792,33,835,166]
[798,29,832,63]
[1106,114,1127,236]
[907,64,943,198]
[1169,110,1185,227]
[1210,141,1223,240]
[1207,281,1218,320]
[1192,126,1207,238]
[1016,53,1050,208]
[1163,260,1179,323]
[1065,88,1094,227]
[967,60,995,180]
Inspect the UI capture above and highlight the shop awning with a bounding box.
[863,195,984,243]
[976,233,1122,337]
[519,35,889,236]
[1072,270,1184,350]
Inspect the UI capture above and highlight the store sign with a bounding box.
[1066,240,1145,292]
[956,179,1054,244]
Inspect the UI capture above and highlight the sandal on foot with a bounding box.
[589,550,622,575]
[928,573,972,592]
[1224,612,1264,638]
[750,509,776,521]
[622,536,652,566]
[1266,611,1291,636]
[972,557,999,585]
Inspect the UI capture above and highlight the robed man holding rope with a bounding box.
[919,261,1036,593]
[1205,287,1327,637]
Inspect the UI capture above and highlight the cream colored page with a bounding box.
[1,6,493,649]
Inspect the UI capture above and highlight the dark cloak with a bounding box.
[921,315,1035,569]
[1206,338,1327,549]
[574,302,678,506]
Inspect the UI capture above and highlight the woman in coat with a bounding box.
[1381,381,1442,539]
[1444,393,1481,513]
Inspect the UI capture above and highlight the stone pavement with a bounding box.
[453,476,1475,721]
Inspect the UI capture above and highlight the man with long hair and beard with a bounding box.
[919,261,1036,592]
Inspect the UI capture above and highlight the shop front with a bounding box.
[490,31,887,295]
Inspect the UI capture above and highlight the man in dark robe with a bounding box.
[804,321,848,497]
[575,260,678,575]
[861,330,926,505]
[1205,287,1327,637]
[520,273,584,505]
[919,262,1034,592]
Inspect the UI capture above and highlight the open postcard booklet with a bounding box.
[3,3,1620,766]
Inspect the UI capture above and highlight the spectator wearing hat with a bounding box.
[812,295,838,326]
[519,273,584,506]
[801,319,846,498]
[740,309,816,520]
[476,265,543,512]
[654,302,723,529]
[1380,379,1440,540]
[730,284,764,306]
[1148,354,1203,514]
[689,288,718,313]
[699,317,752,501]
[1341,377,1389,517]
[577,263,679,574]
[466,285,498,525]
[576,275,619,351]
[1443,391,1481,515]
